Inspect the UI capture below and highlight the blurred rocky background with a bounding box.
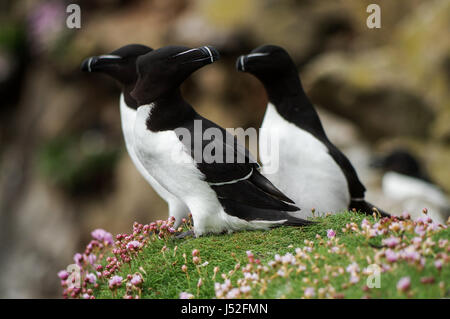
[0,0,448,297]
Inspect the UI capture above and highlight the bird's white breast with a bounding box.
[260,103,350,217]
[119,95,185,209]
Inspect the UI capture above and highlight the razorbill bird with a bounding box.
[81,44,189,227]
[371,149,449,224]
[236,45,389,218]
[130,45,312,236]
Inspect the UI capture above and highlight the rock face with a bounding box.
[0,0,448,297]
[308,71,435,140]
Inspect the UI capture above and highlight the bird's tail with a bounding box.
[350,199,391,218]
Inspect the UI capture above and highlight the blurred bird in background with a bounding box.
[371,149,450,224]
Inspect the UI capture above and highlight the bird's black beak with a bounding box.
[81,55,122,72]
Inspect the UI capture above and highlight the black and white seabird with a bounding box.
[130,45,312,236]
[371,149,449,224]
[81,44,189,226]
[236,44,389,218]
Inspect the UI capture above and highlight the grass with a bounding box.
[61,211,449,299]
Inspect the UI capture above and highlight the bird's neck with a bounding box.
[123,83,138,109]
[146,89,196,132]
[262,72,314,116]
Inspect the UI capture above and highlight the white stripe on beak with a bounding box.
[173,48,198,58]
[240,55,245,71]
[98,54,122,59]
[246,52,270,58]
[87,57,93,72]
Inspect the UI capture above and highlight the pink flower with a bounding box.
[108,276,122,289]
[402,249,420,262]
[401,211,411,219]
[179,292,194,299]
[131,274,142,286]
[192,249,200,257]
[87,254,96,265]
[385,249,398,263]
[58,270,69,280]
[126,241,142,250]
[349,274,360,284]
[304,287,315,298]
[91,229,114,245]
[382,236,400,248]
[346,262,360,274]
[327,229,336,239]
[397,277,411,292]
[414,225,426,236]
[85,273,96,284]
[73,253,84,266]
[434,260,443,271]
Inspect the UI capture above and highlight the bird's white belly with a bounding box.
[260,103,350,217]
[120,95,189,223]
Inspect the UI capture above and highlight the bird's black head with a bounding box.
[236,45,297,81]
[81,44,153,86]
[371,149,431,181]
[131,45,220,105]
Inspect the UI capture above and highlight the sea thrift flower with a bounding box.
[349,274,360,284]
[346,262,360,274]
[180,292,194,299]
[91,229,114,245]
[397,277,411,292]
[385,249,398,263]
[85,273,96,284]
[434,260,443,271]
[304,287,315,298]
[131,274,142,286]
[327,229,336,239]
[87,254,96,265]
[415,225,426,236]
[58,270,69,280]
[383,236,400,248]
[73,253,84,266]
[192,249,200,257]
[127,241,141,250]
[108,276,123,289]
